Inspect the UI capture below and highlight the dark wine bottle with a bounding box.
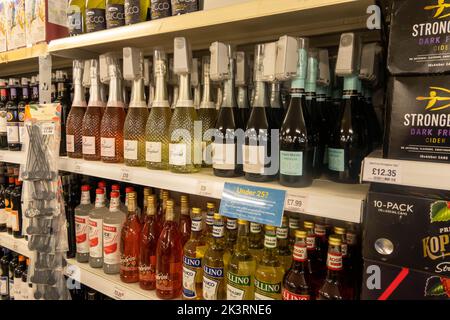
[213,44,243,177]
[55,74,71,156]
[0,80,9,150]
[279,38,314,188]
[327,76,367,184]
[244,44,277,182]
[269,82,284,130]
[6,79,20,151]
[18,78,29,151]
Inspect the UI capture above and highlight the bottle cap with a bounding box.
[147,195,156,206]
[206,202,215,209]
[96,188,104,194]
[125,187,134,193]
[265,225,276,232]
[192,207,201,214]
[162,190,170,200]
[143,187,151,196]
[213,213,222,220]
[98,181,106,188]
[18,255,25,262]
[295,230,307,238]
[329,235,342,246]
[166,199,174,209]
[181,195,189,203]
[112,184,120,191]
[128,191,136,200]
[303,221,314,229]
[334,226,346,235]
[238,219,248,225]
[110,191,119,198]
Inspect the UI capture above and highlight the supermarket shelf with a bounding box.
[0,232,31,257]
[48,0,374,58]
[59,157,369,223]
[361,151,450,191]
[0,150,26,165]
[65,259,161,300]
[0,44,47,77]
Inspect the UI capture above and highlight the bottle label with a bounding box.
[66,135,75,153]
[101,137,116,157]
[282,289,310,300]
[171,0,198,15]
[103,223,122,264]
[182,256,202,299]
[243,145,265,174]
[212,143,235,170]
[82,136,96,155]
[86,8,106,33]
[124,140,138,160]
[7,125,19,143]
[11,210,18,232]
[328,148,345,172]
[75,215,89,254]
[276,226,288,239]
[81,192,91,205]
[151,0,171,20]
[0,209,6,224]
[206,214,214,226]
[327,252,343,271]
[306,236,316,250]
[0,277,8,295]
[280,151,303,176]
[67,6,83,35]
[226,272,251,301]
[191,219,202,232]
[227,283,245,300]
[88,218,103,258]
[226,219,237,230]
[106,4,125,29]
[169,143,187,166]
[156,262,182,292]
[0,111,7,133]
[250,223,261,233]
[289,218,299,229]
[125,0,141,25]
[213,225,224,238]
[293,243,308,261]
[146,141,162,163]
[139,256,156,283]
[341,243,348,257]
[254,279,281,300]
[18,125,25,144]
[121,255,138,272]
[264,235,277,248]
[203,265,224,300]
[347,232,357,245]
[315,225,326,237]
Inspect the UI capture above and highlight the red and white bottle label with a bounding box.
[326,252,343,271]
[89,218,103,258]
[293,244,307,261]
[103,223,122,264]
[75,215,89,254]
[282,289,310,300]
[306,236,316,250]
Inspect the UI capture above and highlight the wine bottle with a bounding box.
[66,61,87,159]
[0,80,8,150]
[125,0,150,25]
[68,0,86,35]
[100,55,126,163]
[269,82,284,130]
[86,0,106,33]
[210,42,242,177]
[145,49,172,170]
[191,58,201,110]
[106,0,125,29]
[151,0,171,20]
[243,44,277,182]
[279,37,314,188]
[197,56,217,168]
[6,79,20,151]
[168,37,201,173]
[235,51,250,126]
[171,0,198,16]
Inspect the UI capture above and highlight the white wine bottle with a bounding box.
[168,37,201,173]
[86,0,106,33]
[106,0,125,29]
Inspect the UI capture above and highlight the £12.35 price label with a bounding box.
[363,160,403,184]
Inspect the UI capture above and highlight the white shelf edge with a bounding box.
[65,259,161,300]
[0,232,31,257]
[0,150,26,165]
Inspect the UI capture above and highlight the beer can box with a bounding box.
[0,0,7,52]
[25,0,68,47]
[388,0,450,75]
[362,259,449,300]
[6,0,26,50]
[363,184,450,278]
[384,76,450,163]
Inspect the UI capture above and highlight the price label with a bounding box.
[285,194,309,214]
[196,180,217,198]
[113,286,126,300]
[363,160,403,184]
[12,242,18,252]
[120,168,133,182]
[74,161,83,174]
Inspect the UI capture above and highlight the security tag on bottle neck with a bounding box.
[191,58,199,87]
[82,60,91,87]
[144,58,151,86]
[359,42,382,83]
[275,35,298,82]
[73,60,84,83]
[335,32,361,76]
[209,41,230,82]
[174,37,192,75]
[235,51,248,86]
[261,42,277,82]
[317,49,330,86]
[123,47,144,81]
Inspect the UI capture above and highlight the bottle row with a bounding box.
[58,33,382,188]
[63,176,362,300]
[0,250,31,301]
[67,0,201,36]
[0,163,24,239]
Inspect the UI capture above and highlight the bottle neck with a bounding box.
[181,203,189,216]
[80,191,90,205]
[166,207,175,221]
[146,205,155,217]
[235,224,250,251]
[253,80,268,108]
[128,199,136,215]
[200,71,214,109]
[72,81,86,107]
[21,87,29,100]
[190,218,203,239]
[221,59,237,109]
[108,71,124,107]
[129,78,146,108]
[176,74,193,108]
[237,86,249,109]
[95,194,105,208]
[109,197,120,211]
[153,61,169,108]
[270,82,282,109]
[263,234,277,255]
[88,77,102,107]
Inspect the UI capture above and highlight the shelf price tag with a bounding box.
[219,183,286,227]
[113,286,126,300]
[74,161,84,174]
[120,168,133,182]
[363,159,403,184]
[12,241,18,253]
[285,194,309,214]
[196,180,218,198]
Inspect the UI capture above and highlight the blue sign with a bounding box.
[219,182,286,227]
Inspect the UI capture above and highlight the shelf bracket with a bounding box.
[39,55,53,104]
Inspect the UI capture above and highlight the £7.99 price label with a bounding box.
[284,194,309,214]
[363,159,403,184]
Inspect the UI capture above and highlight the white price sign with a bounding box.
[284,194,309,214]
[120,168,133,182]
[74,161,83,174]
[113,286,126,300]
[363,160,403,184]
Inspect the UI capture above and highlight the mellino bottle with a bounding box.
[156,199,183,299]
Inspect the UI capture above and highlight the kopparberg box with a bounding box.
[6,0,26,50]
